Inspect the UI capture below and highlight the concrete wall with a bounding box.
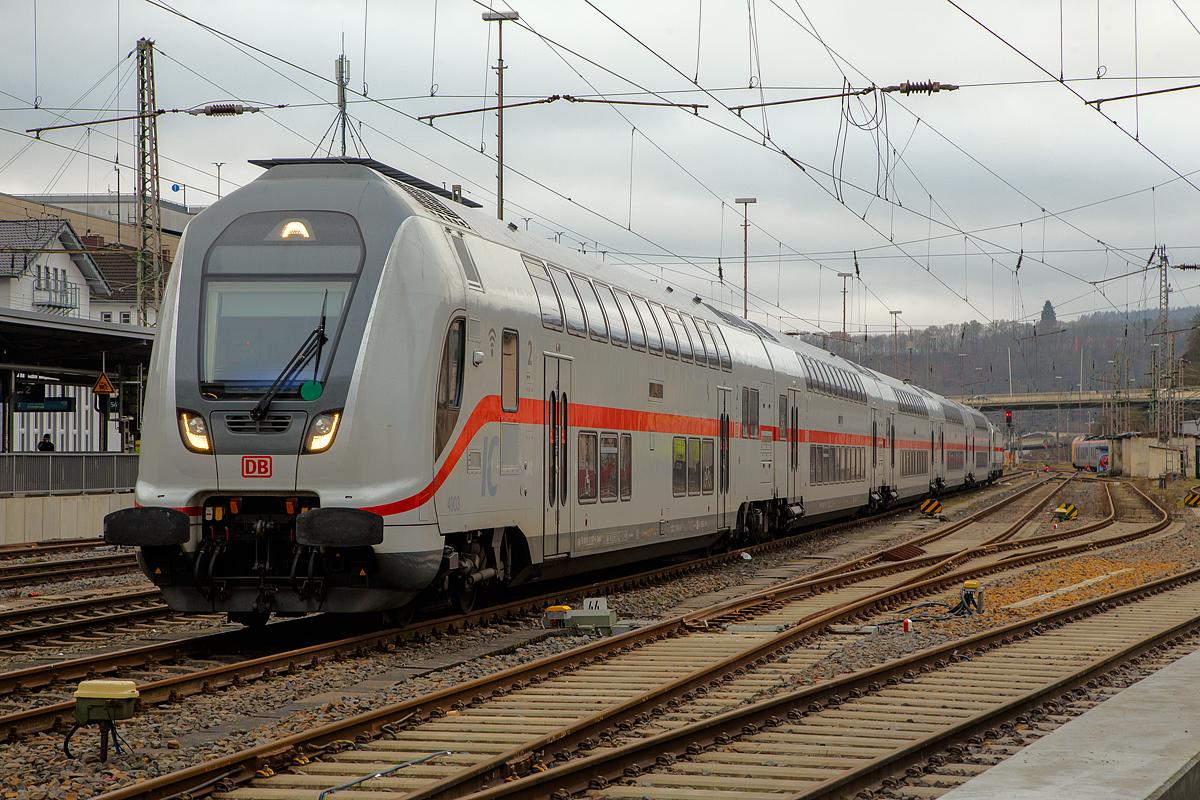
[1110,436,1195,478]
[0,492,135,545]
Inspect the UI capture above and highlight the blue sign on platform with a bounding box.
[16,398,77,413]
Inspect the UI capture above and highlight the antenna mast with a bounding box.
[336,53,350,157]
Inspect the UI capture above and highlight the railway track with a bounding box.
[502,560,1200,800]
[81,476,1172,800]
[0,474,1044,740]
[0,537,106,561]
[0,551,138,589]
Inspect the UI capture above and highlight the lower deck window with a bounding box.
[578,432,598,503]
[600,434,619,502]
[688,438,701,495]
[620,433,632,501]
[810,444,867,486]
[673,437,687,497]
[900,449,930,478]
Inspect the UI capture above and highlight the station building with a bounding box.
[0,190,188,455]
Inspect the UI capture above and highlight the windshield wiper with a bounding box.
[250,293,329,421]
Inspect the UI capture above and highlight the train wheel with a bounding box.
[452,582,479,614]
[385,600,418,627]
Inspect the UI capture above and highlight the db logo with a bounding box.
[242,456,272,478]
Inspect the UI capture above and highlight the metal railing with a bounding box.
[31,278,81,311]
[0,454,138,496]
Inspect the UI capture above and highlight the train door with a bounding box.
[717,386,732,528]
[788,388,803,502]
[543,355,573,558]
[886,413,897,489]
[871,408,882,488]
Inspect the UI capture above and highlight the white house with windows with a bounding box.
[0,218,111,318]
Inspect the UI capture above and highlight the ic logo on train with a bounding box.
[242,456,272,478]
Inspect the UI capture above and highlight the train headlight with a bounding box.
[178,410,211,453]
[305,411,341,453]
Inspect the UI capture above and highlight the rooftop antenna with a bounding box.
[335,48,350,157]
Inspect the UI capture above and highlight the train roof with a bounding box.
[240,159,986,421]
[249,157,484,208]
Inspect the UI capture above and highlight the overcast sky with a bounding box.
[3,1,1200,339]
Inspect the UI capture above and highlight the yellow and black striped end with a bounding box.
[1053,503,1078,520]
[920,499,943,516]
[1184,492,1200,507]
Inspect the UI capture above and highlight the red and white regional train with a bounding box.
[105,158,1004,625]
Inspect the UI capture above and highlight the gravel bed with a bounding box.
[761,526,1200,694]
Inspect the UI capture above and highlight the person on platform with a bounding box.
[37,434,54,452]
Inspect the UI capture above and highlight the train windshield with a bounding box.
[199,211,365,398]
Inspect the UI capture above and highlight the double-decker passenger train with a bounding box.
[104,157,1004,625]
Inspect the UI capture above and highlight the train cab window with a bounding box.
[549,266,588,337]
[524,257,563,332]
[501,329,519,413]
[665,308,693,362]
[596,283,628,347]
[701,439,715,494]
[600,433,619,502]
[672,437,687,497]
[573,275,609,342]
[620,433,632,500]
[435,318,466,459]
[578,432,598,503]
[632,296,663,355]
[649,302,678,359]
[688,438,701,495]
[448,231,483,290]
[613,289,644,350]
[707,322,733,371]
[199,210,364,398]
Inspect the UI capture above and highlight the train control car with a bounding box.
[104,157,1004,625]
[1071,435,1110,472]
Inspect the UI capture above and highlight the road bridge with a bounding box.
[945,388,1200,413]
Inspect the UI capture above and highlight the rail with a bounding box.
[0,454,138,496]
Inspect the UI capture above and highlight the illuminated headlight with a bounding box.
[305,411,341,453]
[178,410,211,453]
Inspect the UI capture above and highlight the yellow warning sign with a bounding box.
[93,372,116,395]
[1053,503,1079,520]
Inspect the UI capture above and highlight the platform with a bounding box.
[940,647,1200,800]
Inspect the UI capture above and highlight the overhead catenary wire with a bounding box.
[11,1,1189,342]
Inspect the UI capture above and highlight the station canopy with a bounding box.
[0,307,152,384]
